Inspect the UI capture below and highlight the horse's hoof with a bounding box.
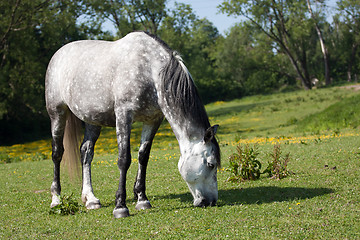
[113,208,130,218]
[86,200,101,210]
[50,195,61,208]
[135,200,152,210]
[50,202,60,208]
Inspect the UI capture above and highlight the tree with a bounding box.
[0,0,87,144]
[335,0,360,82]
[219,0,318,89]
[159,3,222,102]
[83,0,167,37]
[213,23,295,97]
[159,2,197,52]
[306,0,331,85]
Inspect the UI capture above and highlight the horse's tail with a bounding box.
[62,111,82,181]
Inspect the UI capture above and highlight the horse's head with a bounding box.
[178,125,220,207]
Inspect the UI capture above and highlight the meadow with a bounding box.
[1,85,359,239]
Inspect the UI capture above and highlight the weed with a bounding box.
[263,144,291,180]
[49,194,85,216]
[228,144,292,181]
[227,144,262,181]
[0,153,13,163]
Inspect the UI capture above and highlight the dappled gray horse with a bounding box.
[45,31,220,218]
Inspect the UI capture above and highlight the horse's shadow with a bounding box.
[153,186,333,207]
[99,186,333,211]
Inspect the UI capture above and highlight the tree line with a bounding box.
[0,0,359,144]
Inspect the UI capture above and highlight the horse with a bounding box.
[45,31,221,218]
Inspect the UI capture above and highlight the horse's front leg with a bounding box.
[134,120,162,210]
[81,124,101,209]
[113,111,132,218]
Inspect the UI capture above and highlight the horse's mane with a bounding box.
[142,32,210,129]
[143,32,221,166]
[161,52,211,128]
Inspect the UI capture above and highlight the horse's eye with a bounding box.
[207,162,215,169]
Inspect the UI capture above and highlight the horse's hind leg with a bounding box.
[80,123,102,209]
[134,119,163,210]
[49,109,67,208]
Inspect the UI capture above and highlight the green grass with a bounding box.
[1,85,360,239]
[297,94,360,133]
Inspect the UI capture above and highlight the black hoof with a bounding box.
[135,200,152,210]
[113,207,130,218]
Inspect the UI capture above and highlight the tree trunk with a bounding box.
[307,0,331,85]
[347,43,358,82]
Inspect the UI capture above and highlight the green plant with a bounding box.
[0,153,12,163]
[227,144,262,181]
[263,144,291,179]
[49,194,84,216]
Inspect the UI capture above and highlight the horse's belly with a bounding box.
[68,90,163,127]
[133,106,163,123]
[70,102,117,127]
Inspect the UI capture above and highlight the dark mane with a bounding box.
[143,31,221,166]
[140,31,173,54]
[140,31,210,129]
[161,55,210,129]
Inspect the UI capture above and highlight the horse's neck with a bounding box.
[165,113,203,155]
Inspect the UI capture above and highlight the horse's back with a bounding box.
[45,32,169,126]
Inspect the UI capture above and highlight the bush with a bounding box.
[227,144,262,182]
[263,144,292,180]
[227,144,292,182]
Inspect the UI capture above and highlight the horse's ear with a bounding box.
[204,125,219,143]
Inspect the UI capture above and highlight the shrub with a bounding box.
[227,144,292,182]
[227,144,262,182]
[263,144,291,180]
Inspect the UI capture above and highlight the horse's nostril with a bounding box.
[209,200,217,207]
[207,162,215,169]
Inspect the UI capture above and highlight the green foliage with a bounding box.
[263,144,292,180]
[228,144,262,181]
[332,0,360,82]
[228,143,291,182]
[219,0,320,89]
[82,0,167,36]
[158,3,222,103]
[0,153,14,164]
[0,152,46,164]
[49,194,84,216]
[0,0,88,144]
[213,23,294,97]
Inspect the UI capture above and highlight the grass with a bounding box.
[1,85,360,239]
[297,94,360,132]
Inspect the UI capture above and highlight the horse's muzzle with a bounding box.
[194,198,217,207]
